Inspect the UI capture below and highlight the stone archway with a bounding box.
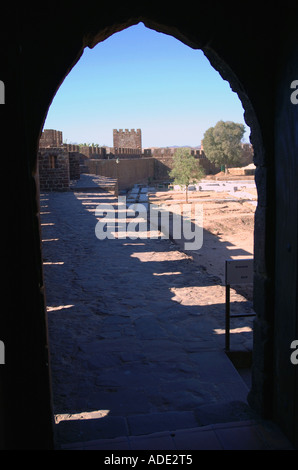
[1,5,286,449]
[42,22,259,445]
[47,19,268,440]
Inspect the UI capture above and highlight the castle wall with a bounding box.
[76,145,107,158]
[86,157,154,189]
[153,155,217,180]
[148,147,218,179]
[68,152,81,180]
[110,147,142,158]
[38,148,70,191]
[38,130,252,190]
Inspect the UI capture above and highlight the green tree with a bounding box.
[202,120,245,171]
[169,147,205,202]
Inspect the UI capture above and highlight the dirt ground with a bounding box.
[148,176,257,298]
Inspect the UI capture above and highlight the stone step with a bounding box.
[55,400,257,448]
[59,415,293,450]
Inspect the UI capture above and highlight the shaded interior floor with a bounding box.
[61,419,293,450]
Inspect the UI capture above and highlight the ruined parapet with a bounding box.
[68,152,81,180]
[78,145,107,159]
[38,147,70,191]
[39,129,63,148]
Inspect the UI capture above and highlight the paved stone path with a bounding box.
[40,184,255,446]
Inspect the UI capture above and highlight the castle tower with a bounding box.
[113,129,142,151]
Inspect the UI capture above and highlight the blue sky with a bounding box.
[43,23,250,148]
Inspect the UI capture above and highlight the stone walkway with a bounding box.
[39,178,291,449]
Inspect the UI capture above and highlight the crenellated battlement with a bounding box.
[113,128,141,135]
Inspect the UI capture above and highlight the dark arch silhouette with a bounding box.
[2,5,289,449]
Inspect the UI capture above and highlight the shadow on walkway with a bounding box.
[40,186,256,448]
